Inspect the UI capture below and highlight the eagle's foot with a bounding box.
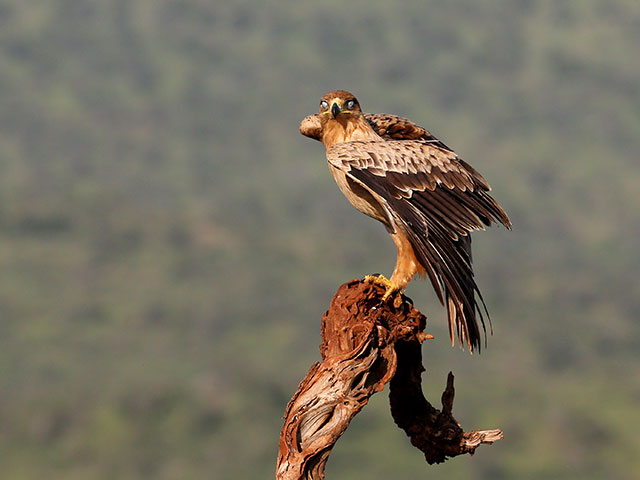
[364,274,402,305]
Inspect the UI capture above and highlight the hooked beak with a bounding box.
[331,101,341,118]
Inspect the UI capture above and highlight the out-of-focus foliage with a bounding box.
[0,0,639,478]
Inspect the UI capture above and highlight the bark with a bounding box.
[276,279,502,480]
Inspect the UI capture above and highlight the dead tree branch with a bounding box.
[276,279,502,480]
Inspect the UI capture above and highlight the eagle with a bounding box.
[300,90,511,352]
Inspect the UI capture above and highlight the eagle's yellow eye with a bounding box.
[320,100,329,109]
[346,99,355,109]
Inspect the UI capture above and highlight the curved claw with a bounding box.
[364,274,401,303]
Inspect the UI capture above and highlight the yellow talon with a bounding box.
[364,274,401,302]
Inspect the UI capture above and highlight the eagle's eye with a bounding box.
[320,100,329,109]
[346,99,356,109]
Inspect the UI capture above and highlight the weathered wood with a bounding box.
[276,279,502,480]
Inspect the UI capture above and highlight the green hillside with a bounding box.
[1,1,639,478]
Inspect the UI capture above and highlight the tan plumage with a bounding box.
[301,111,450,148]
[302,90,511,352]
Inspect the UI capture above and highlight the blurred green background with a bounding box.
[1,0,639,478]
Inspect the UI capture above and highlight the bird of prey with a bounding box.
[300,90,511,352]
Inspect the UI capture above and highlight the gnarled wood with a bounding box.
[276,279,502,479]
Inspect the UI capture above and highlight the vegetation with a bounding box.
[1,1,639,478]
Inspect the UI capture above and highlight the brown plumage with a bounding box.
[302,90,511,352]
[301,111,450,149]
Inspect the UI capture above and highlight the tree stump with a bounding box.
[276,279,502,480]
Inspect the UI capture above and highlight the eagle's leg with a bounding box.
[388,230,421,297]
[365,230,421,303]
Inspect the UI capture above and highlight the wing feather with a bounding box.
[327,139,510,351]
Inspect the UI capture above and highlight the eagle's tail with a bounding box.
[389,194,505,352]
[402,220,487,352]
[446,235,489,351]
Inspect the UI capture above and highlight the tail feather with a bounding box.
[389,200,489,352]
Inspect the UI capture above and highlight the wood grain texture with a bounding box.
[276,280,502,479]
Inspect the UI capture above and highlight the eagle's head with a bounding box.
[319,90,362,119]
[316,90,378,148]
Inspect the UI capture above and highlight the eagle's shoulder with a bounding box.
[301,112,450,151]
[327,139,485,192]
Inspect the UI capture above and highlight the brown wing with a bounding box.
[300,112,451,150]
[327,140,511,351]
[299,114,323,141]
[363,113,452,150]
